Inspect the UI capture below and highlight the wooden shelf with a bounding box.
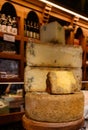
[0,32,21,41]
[0,77,22,82]
[0,111,24,125]
[24,37,28,42]
[0,53,21,60]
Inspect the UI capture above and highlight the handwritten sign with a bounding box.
[3,34,15,42]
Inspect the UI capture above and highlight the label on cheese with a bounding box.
[26,42,82,67]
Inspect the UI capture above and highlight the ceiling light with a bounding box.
[38,0,88,21]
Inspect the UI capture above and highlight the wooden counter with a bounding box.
[0,111,24,125]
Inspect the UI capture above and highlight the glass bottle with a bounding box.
[33,22,37,39]
[24,19,27,37]
[36,23,40,39]
[6,15,12,34]
[30,21,33,38]
[12,17,17,35]
[26,20,30,37]
[1,14,7,33]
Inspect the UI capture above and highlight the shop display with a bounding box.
[24,21,84,129]
[24,11,40,39]
[0,41,16,53]
[0,59,19,78]
[0,0,86,129]
[0,12,18,35]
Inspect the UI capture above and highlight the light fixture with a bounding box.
[38,0,88,21]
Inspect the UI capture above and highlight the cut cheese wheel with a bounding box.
[47,70,77,94]
[26,42,82,67]
[25,92,84,123]
[24,66,82,92]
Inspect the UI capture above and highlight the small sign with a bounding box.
[3,34,15,42]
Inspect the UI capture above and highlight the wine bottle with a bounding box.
[6,15,12,34]
[33,22,37,39]
[1,14,7,33]
[12,17,17,35]
[36,23,40,39]
[30,21,33,38]
[26,20,30,37]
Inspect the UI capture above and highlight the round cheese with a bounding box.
[25,92,84,123]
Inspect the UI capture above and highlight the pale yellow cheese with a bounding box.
[24,66,82,92]
[40,21,65,44]
[25,92,84,123]
[47,70,78,94]
[26,42,82,67]
[24,66,48,92]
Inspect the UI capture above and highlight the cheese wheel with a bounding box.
[24,66,82,92]
[40,21,65,44]
[25,92,84,123]
[47,70,77,94]
[26,42,82,67]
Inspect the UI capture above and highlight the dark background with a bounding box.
[49,0,88,16]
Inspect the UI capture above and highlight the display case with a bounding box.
[0,2,22,82]
[0,0,88,123]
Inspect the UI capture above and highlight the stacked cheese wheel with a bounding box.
[24,21,84,123]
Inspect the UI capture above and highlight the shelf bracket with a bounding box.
[72,16,79,29]
[42,4,52,24]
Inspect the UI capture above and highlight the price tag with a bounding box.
[3,34,15,42]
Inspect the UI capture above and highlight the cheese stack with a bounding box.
[24,21,84,123]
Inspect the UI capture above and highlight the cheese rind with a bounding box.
[26,42,82,67]
[25,92,84,123]
[24,66,82,92]
[47,70,77,94]
[40,21,65,44]
[24,66,47,92]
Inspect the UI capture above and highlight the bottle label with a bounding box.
[33,32,36,39]
[12,28,17,35]
[27,31,29,37]
[7,26,12,34]
[30,31,33,38]
[2,25,6,32]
